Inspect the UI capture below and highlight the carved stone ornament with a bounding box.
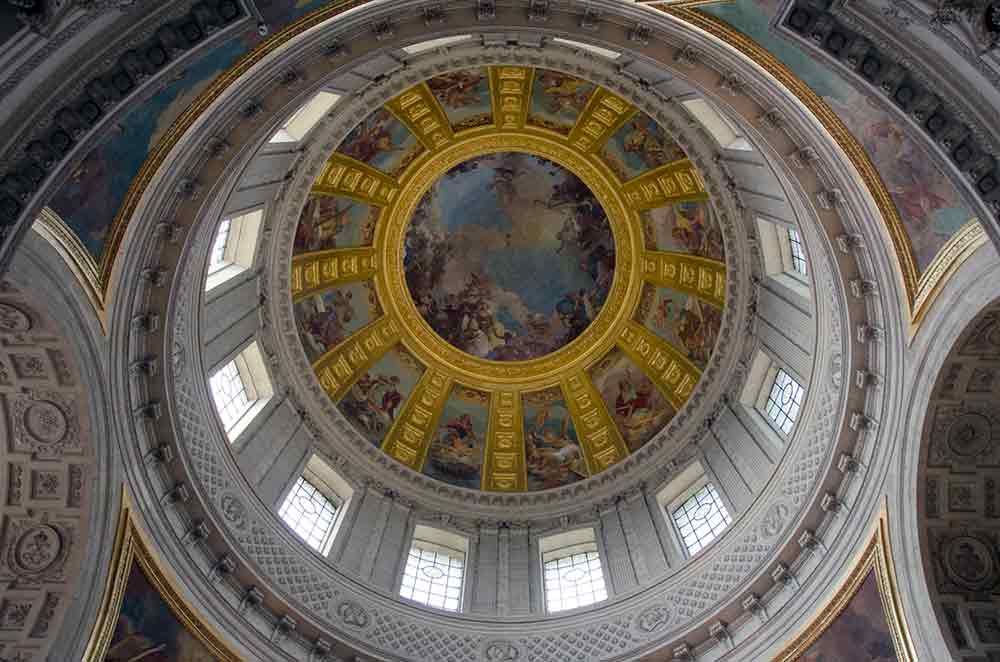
[0,303,31,332]
[484,640,521,662]
[337,600,370,628]
[11,392,79,458]
[636,603,674,633]
[219,492,248,530]
[942,534,999,591]
[947,412,993,457]
[1,518,71,582]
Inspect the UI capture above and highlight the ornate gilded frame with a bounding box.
[82,490,242,662]
[772,500,918,662]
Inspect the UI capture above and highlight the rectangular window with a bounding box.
[764,368,805,435]
[205,208,264,291]
[270,91,341,143]
[399,532,466,612]
[208,342,273,442]
[208,218,232,275]
[209,359,253,432]
[671,483,732,556]
[278,476,340,555]
[540,529,608,613]
[787,228,807,276]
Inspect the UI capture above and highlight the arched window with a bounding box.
[278,455,352,555]
[205,207,264,291]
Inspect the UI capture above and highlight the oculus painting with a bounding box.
[403,152,616,361]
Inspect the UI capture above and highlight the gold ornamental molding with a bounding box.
[381,367,453,470]
[568,87,636,153]
[490,66,533,130]
[617,321,701,410]
[83,490,242,662]
[482,390,528,491]
[771,500,917,662]
[622,159,708,208]
[313,315,402,402]
[290,247,377,302]
[642,251,726,309]
[560,370,630,473]
[312,154,400,206]
[385,83,456,150]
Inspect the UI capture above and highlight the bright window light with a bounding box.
[208,218,231,275]
[787,228,808,276]
[671,483,732,556]
[278,475,340,555]
[541,530,608,613]
[270,91,341,143]
[402,35,473,55]
[209,360,253,432]
[764,369,805,435]
[682,97,753,151]
[552,37,621,59]
[399,537,466,612]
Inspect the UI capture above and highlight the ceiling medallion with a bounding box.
[290,66,726,493]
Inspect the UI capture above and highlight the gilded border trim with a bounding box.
[771,500,917,662]
[83,490,243,662]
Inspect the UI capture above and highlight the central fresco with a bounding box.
[403,152,615,361]
[289,66,725,492]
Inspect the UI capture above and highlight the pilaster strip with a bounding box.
[313,316,402,403]
[490,66,533,130]
[567,87,635,153]
[622,159,708,209]
[290,247,377,301]
[380,368,453,471]
[617,321,701,410]
[560,371,630,473]
[385,83,455,151]
[311,155,399,206]
[482,390,527,492]
[642,251,726,309]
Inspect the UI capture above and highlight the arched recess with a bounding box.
[914,291,1000,660]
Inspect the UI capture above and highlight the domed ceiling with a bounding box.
[289,66,726,492]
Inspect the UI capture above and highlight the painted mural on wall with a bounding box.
[338,346,424,446]
[293,194,378,253]
[294,281,377,362]
[403,152,616,361]
[643,200,725,261]
[527,69,597,135]
[105,562,216,662]
[336,108,424,177]
[524,388,589,490]
[591,349,675,452]
[703,0,978,274]
[49,37,248,260]
[638,284,722,370]
[426,68,493,132]
[602,111,687,182]
[423,386,488,489]
[797,570,898,661]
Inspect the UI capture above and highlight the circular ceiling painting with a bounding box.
[403,152,615,362]
[289,66,726,493]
